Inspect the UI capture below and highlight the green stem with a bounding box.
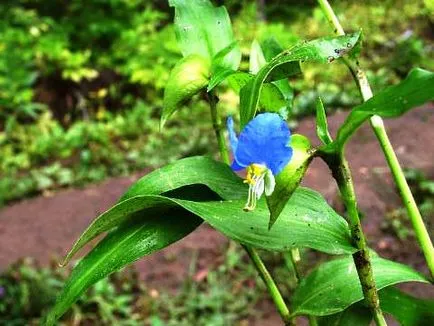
[289,248,318,326]
[207,91,293,325]
[207,91,230,165]
[372,121,434,277]
[244,245,293,326]
[326,153,387,326]
[317,0,434,280]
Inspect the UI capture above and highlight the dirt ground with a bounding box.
[0,105,433,324]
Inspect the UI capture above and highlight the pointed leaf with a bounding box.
[63,156,245,265]
[240,32,361,127]
[46,208,202,325]
[316,97,333,145]
[250,40,267,74]
[327,68,434,151]
[266,134,313,228]
[292,256,429,316]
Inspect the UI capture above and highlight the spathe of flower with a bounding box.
[227,113,293,211]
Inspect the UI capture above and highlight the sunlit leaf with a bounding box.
[161,54,210,127]
[292,255,429,316]
[169,0,240,79]
[240,32,362,127]
[249,40,267,74]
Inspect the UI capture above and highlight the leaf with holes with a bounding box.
[240,32,361,127]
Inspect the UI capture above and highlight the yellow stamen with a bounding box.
[243,164,267,211]
[244,164,267,185]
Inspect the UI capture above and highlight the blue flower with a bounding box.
[227,113,293,211]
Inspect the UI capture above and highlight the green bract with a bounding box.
[266,134,313,228]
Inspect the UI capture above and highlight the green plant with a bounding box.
[8,1,434,325]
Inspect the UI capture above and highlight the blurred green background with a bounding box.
[0,0,432,206]
[0,1,433,325]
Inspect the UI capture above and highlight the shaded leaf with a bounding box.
[240,32,361,127]
[161,55,210,127]
[380,286,434,326]
[266,134,313,228]
[327,68,434,151]
[318,302,372,326]
[208,41,240,91]
[292,255,429,316]
[261,37,295,115]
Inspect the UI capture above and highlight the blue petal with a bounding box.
[231,159,245,171]
[234,113,292,175]
[226,116,238,153]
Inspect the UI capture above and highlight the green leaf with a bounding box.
[380,286,434,326]
[169,0,240,68]
[261,37,295,115]
[249,40,267,74]
[261,37,284,61]
[208,42,240,91]
[258,83,287,114]
[292,255,429,316]
[46,208,203,325]
[327,68,434,151]
[226,72,288,115]
[177,189,355,255]
[266,134,313,228]
[316,97,333,145]
[73,188,356,257]
[64,155,356,265]
[318,303,372,326]
[239,32,362,127]
[63,156,245,265]
[227,72,253,93]
[161,55,210,127]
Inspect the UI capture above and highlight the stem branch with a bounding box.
[207,91,230,165]
[244,245,293,325]
[317,0,434,279]
[326,153,387,326]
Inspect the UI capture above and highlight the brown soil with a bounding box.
[0,105,433,324]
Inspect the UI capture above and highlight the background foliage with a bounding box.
[1,0,433,205]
